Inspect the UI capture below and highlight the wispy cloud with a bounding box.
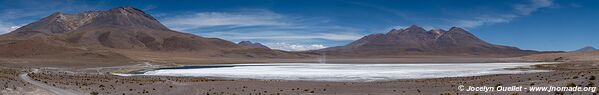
[265,43,327,51]
[203,31,363,41]
[161,9,366,50]
[514,0,554,15]
[162,10,290,31]
[454,0,554,28]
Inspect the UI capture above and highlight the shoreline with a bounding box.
[112,60,558,73]
[113,62,558,82]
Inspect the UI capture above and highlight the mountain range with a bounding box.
[0,6,554,64]
[571,46,597,52]
[316,25,542,57]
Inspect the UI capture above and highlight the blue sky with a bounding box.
[0,0,597,51]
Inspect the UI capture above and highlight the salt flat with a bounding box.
[136,62,554,82]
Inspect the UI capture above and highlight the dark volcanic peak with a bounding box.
[324,25,537,57]
[238,41,270,49]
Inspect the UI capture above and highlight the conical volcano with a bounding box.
[318,25,539,57]
[0,7,308,65]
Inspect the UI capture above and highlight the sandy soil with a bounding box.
[0,52,597,95]
[0,61,596,95]
[0,62,599,95]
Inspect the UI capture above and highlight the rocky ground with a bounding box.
[0,61,595,95]
[1,51,597,95]
[0,63,55,95]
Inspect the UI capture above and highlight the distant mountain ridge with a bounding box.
[317,25,540,57]
[571,46,597,52]
[238,41,270,49]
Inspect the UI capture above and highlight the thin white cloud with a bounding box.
[454,0,554,28]
[162,9,366,42]
[347,1,412,20]
[265,43,327,51]
[0,21,20,34]
[0,1,100,34]
[514,0,554,15]
[162,10,290,31]
[202,31,363,41]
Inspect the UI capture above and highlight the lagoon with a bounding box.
[133,62,553,82]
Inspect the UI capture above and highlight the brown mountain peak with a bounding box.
[407,25,421,29]
[0,6,310,62]
[447,27,466,32]
[110,6,139,11]
[404,25,426,32]
[108,6,156,19]
[238,41,270,49]
[49,12,63,16]
[3,6,221,50]
[6,6,171,38]
[322,26,538,57]
[445,27,476,37]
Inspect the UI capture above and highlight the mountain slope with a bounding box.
[3,7,241,51]
[318,25,539,57]
[0,7,309,64]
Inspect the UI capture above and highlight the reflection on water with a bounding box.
[130,62,555,82]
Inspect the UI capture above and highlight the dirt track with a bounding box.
[19,73,82,95]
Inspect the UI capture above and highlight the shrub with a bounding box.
[90,91,99,95]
